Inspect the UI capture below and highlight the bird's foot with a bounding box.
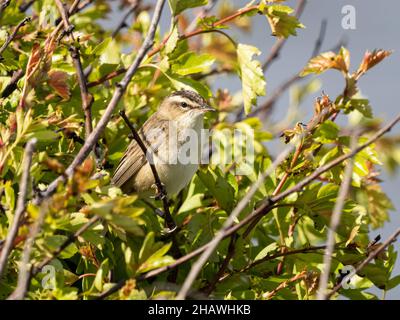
[151,183,167,201]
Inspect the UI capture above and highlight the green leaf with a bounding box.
[94,259,109,292]
[197,167,236,212]
[237,44,266,114]
[263,4,304,38]
[164,25,180,55]
[171,52,215,75]
[167,72,212,98]
[137,242,174,273]
[254,243,279,261]
[99,39,121,64]
[169,0,208,16]
[43,235,78,259]
[139,231,156,263]
[387,275,400,290]
[313,120,339,143]
[343,99,373,118]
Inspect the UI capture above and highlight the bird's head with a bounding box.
[158,90,215,119]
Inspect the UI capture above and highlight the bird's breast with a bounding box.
[153,115,204,195]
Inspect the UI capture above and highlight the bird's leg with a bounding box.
[151,182,167,201]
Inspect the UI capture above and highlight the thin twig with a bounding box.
[185,0,218,34]
[201,233,238,296]
[55,0,94,139]
[317,134,356,300]
[1,69,24,98]
[19,0,36,12]
[8,200,49,300]
[31,215,100,275]
[34,0,166,206]
[118,110,176,231]
[326,227,400,299]
[0,17,31,58]
[0,0,11,16]
[111,0,141,38]
[0,138,37,280]
[311,19,327,58]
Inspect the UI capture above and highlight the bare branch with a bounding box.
[0,0,11,16]
[201,234,238,296]
[55,0,94,139]
[8,200,49,300]
[19,0,36,12]
[327,227,400,299]
[0,17,31,58]
[111,0,141,38]
[317,134,357,300]
[0,138,37,280]
[1,69,24,98]
[34,0,166,205]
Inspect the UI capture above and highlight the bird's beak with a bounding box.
[200,104,216,113]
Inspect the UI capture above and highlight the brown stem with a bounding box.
[0,139,37,280]
[0,17,31,58]
[55,0,94,139]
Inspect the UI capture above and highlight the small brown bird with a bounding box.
[112,90,215,197]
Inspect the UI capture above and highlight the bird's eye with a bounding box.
[180,102,188,108]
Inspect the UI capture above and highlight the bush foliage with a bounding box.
[0,0,399,300]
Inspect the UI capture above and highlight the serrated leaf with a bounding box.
[343,99,373,118]
[264,4,304,38]
[357,49,392,76]
[237,44,266,114]
[300,47,350,77]
[48,70,70,99]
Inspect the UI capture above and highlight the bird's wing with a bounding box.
[112,117,168,188]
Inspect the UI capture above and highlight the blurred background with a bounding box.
[106,0,400,299]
